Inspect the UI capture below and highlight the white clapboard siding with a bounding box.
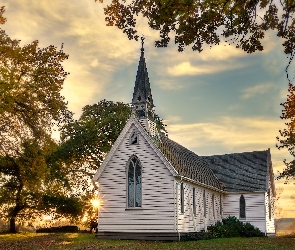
[175,180,222,232]
[223,193,266,233]
[265,172,276,235]
[97,124,175,232]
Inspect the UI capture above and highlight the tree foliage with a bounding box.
[97,0,295,56]
[59,99,166,174]
[0,7,81,233]
[277,83,295,183]
[59,100,132,173]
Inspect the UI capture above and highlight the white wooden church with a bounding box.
[93,39,276,240]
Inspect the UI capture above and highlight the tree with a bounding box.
[274,187,284,231]
[59,100,132,174]
[97,0,294,57]
[0,7,80,233]
[59,99,166,175]
[277,83,295,183]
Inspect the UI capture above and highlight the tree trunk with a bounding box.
[8,178,24,233]
[9,217,17,233]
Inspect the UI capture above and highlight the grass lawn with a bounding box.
[0,233,294,250]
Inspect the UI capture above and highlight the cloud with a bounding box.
[156,78,185,90]
[167,61,245,76]
[198,43,246,61]
[166,116,286,160]
[167,62,207,76]
[241,83,275,99]
[164,42,247,77]
[163,116,182,124]
[2,0,142,117]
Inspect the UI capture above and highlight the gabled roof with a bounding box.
[93,117,224,192]
[157,135,224,191]
[93,117,178,181]
[202,150,270,192]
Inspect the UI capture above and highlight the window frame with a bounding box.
[129,130,139,145]
[193,187,196,215]
[220,194,223,216]
[212,194,215,219]
[180,182,184,214]
[239,194,246,219]
[126,156,142,209]
[203,190,206,218]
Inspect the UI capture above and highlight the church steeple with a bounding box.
[132,36,154,119]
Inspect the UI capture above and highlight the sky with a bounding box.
[1,0,294,218]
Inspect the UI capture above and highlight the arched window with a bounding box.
[239,195,246,219]
[127,156,142,207]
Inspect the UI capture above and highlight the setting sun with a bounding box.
[92,198,100,209]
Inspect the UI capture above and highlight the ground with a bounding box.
[0,233,295,250]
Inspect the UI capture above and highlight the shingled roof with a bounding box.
[202,150,270,192]
[157,135,224,191]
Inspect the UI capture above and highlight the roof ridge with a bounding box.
[202,149,268,158]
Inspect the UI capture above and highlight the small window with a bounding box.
[203,190,206,217]
[193,188,196,215]
[212,194,215,218]
[180,183,184,213]
[220,194,223,216]
[130,130,138,145]
[127,156,142,208]
[239,195,246,219]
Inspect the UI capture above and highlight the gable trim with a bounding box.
[93,117,178,181]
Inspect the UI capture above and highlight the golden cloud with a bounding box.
[167,60,245,76]
[241,83,275,99]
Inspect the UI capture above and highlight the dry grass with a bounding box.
[0,232,294,250]
[276,230,295,238]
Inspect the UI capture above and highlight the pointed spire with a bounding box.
[141,35,144,52]
[132,35,154,119]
